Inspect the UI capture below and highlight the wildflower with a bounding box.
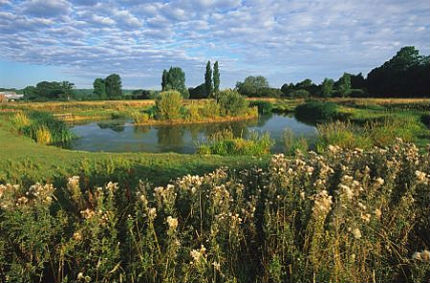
[339,184,353,200]
[190,245,206,263]
[77,272,85,280]
[68,176,80,187]
[80,208,95,219]
[421,250,430,261]
[73,231,83,241]
[352,228,362,239]
[361,213,371,223]
[213,261,221,271]
[166,216,178,231]
[148,207,157,219]
[375,177,384,186]
[16,196,28,205]
[374,208,382,219]
[415,170,428,184]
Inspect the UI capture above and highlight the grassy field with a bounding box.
[0,97,428,187]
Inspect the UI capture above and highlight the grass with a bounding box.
[0,113,267,188]
[0,140,428,282]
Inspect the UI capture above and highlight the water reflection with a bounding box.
[69,113,317,153]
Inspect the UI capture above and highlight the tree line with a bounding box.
[17,46,429,101]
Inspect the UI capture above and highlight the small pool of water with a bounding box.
[68,113,317,153]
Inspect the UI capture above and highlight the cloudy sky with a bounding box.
[0,0,429,89]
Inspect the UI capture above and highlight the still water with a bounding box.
[69,113,317,153]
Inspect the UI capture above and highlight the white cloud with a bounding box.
[0,0,429,88]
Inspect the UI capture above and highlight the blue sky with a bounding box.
[0,0,429,89]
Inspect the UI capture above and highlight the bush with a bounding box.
[186,102,201,121]
[155,91,183,120]
[256,87,282,98]
[286,89,310,98]
[282,128,309,155]
[218,89,248,116]
[199,100,220,119]
[131,111,150,124]
[249,101,273,114]
[295,101,338,123]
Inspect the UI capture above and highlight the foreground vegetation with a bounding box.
[0,140,428,282]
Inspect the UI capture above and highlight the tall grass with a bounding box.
[197,128,273,156]
[0,140,428,282]
[12,111,74,145]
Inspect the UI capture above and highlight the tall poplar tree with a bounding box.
[205,61,213,98]
[213,61,220,100]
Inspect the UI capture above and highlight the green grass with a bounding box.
[0,114,267,188]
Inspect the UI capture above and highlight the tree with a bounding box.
[205,61,213,98]
[366,46,429,97]
[320,78,334,98]
[61,81,75,100]
[337,73,351,97]
[236,76,269,96]
[93,78,106,98]
[105,74,122,98]
[213,61,220,100]
[161,67,189,98]
[161,70,168,91]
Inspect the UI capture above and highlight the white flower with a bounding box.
[374,208,382,219]
[148,207,157,219]
[352,228,362,239]
[166,216,178,231]
[375,177,384,186]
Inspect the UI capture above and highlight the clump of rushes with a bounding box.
[131,111,150,124]
[197,128,273,156]
[35,125,52,144]
[11,111,74,145]
[0,139,429,282]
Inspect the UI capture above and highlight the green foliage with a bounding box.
[218,89,248,116]
[155,90,183,120]
[161,67,189,98]
[282,128,309,155]
[321,78,334,97]
[1,141,429,282]
[22,81,75,101]
[105,74,122,98]
[198,128,273,156]
[205,61,213,98]
[236,75,269,96]
[295,101,339,123]
[199,100,220,118]
[131,111,150,124]
[213,61,220,100]
[188,83,208,99]
[367,46,429,97]
[249,100,273,114]
[93,78,106,98]
[13,111,74,145]
[336,73,352,97]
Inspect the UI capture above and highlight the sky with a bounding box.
[0,0,429,89]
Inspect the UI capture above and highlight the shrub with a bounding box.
[286,89,310,98]
[199,100,220,118]
[316,121,372,151]
[256,87,282,98]
[131,111,150,124]
[186,102,201,121]
[249,100,273,114]
[295,101,338,123]
[282,128,309,155]
[156,90,183,120]
[218,89,248,116]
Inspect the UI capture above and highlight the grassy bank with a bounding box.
[0,114,267,188]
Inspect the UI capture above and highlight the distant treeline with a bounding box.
[12,46,430,101]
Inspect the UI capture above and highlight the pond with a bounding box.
[68,113,317,154]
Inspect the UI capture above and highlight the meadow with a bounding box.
[0,96,429,282]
